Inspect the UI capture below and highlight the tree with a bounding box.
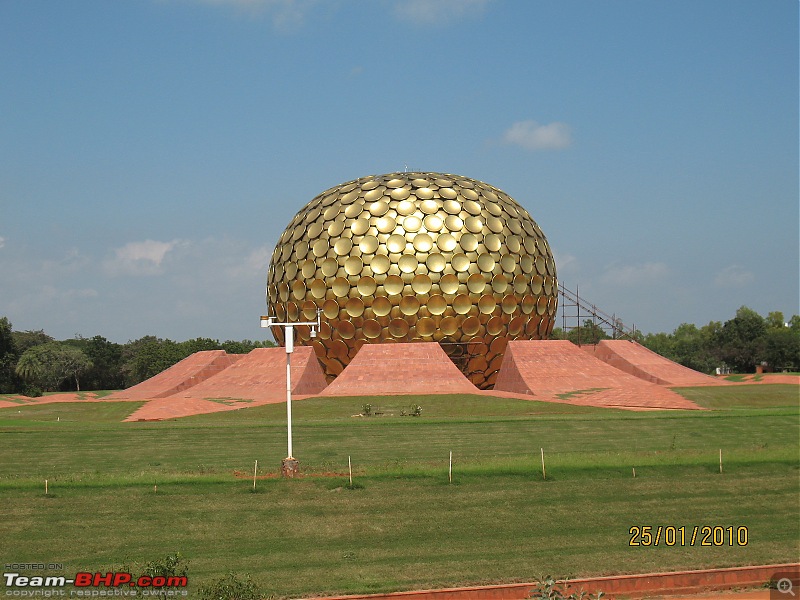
[15,342,93,392]
[566,319,610,345]
[0,317,21,393]
[11,329,54,354]
[713,306,767,372]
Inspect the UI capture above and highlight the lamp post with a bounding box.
[260,308,322,477]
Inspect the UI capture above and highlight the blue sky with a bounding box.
[1,0,797,343]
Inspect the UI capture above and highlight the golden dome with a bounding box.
[266,172,558,389]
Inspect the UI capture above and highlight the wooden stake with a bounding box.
[348,455,352,486]
[632,467,636,478]
[253,459,258,490]
[449,451,452,483]
[154,484,157,493]
[719,449,723,474]
[541,448,546,480]
[45,479,48,495]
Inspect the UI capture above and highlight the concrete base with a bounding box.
[281,457,299,478]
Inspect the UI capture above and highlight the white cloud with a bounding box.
[553,251,577,274]
[714,265,755,288]
[0,236,5,249]
[186,0,317,28]
[104,239,184,276]
[600,262,669,286]
[502,120,573,150]
[393,0,491,25]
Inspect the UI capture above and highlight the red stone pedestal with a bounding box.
[281,458,299,478]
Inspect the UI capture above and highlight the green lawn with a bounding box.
[1,385,798,599]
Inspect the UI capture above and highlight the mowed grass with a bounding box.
[0,385,798,599]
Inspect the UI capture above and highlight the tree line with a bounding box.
[1,305,797,395]
[0,318,274,396]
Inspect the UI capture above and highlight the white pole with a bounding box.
[253,459,258,490]
[449,451,452,483]
[348,455,352,486]
[719,449,722,474]
[541,448,546,480]
[286,326,293,459]
[45,479,48,495]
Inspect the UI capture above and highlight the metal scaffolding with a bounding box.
[558,282,638,344]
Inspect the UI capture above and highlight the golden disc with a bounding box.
[426,253,446,272]
[484,234,502,252]
[460,233,478,252]
[368,200,389,216]
[477,253,496,273]
[386,178,405,188]
[462,316,481,336]
[415,187,434,200]
[411,274,432,294]
[391,187,411,201]
[531,274,543,294]
[452,254,470,272]
[445,215,463,231]
[333,238,352,256]
[357,276,377,296]
[396,199,415,214]
[351,218,370,236]
[465,216,483,233]
[384,274,404,295]
[537,295,548,315]
[424,214,443,232]
[312,238,328,257]
[436,233,457,252]
[364,188,385,202]
[417,317,436,337]
[287,302,299,321]
[443,199,461,215]
[369,254,391,275]
[322,299,339,319]
[346,297,365,318]
[389,318,409,338]
[399,295,420,316]
[440,273,460,294]
[376,216,397,233]
[453,294,471,314]
[520,255,533,273]
[403,215,422,233]
[521,294,536,314]
[344,256,363,276]
[386,234,407,253]
[420,199,439,214]
[363,319,382,339]
[478,294,497,314]
[439,187,457,199]
[467,273,486,294]
[344,203,363,218]
[412,233,433,252]
[332,277,350,297]
[461,188,479,201]
[514,274,528,294]
[502,294,518,314]
[486,316,504,336]
[440,316,458,335]
[291,280,306,300]
[338,320,356,339]
[359,235,379,254]
[398,254,418,273]
[500,254,516,273]
[371,296,392,317]
[428,294,447,315]
[310,279,327,299]
[327,220,345,237]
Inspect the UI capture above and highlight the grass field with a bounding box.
[1,385,798,599]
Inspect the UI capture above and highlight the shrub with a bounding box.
[198,572,261,600]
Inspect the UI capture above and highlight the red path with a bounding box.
[320,342,479,397]
[493,340,702,410]
[123,347,327,421]
[585,340,726,386]
[108,350,241,400]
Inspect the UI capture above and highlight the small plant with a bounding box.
[139,553,189,589]
[528,576,605,600]
[198,572,261,600]
[400,404,422,416]
[361,403,372,416]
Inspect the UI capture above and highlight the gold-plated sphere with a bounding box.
[266,172,558,389]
